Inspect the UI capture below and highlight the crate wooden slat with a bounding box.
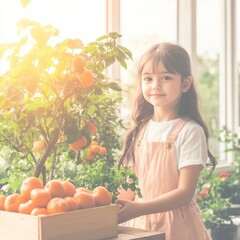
[0,204,117,240]
[110,226,166,240]
[40,205,117,240]
[0,211,39,240]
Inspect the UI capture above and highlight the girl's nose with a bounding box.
[152,80,161,90]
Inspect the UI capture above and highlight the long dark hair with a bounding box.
[118,43,216,173]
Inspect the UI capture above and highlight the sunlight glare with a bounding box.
[0,0,106,44]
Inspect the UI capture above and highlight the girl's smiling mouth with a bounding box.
[150,93,165,97]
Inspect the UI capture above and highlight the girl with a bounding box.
[117,43,216,240]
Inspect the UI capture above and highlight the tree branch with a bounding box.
[34,128,60,177]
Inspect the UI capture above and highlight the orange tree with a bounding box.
[0,19,140,199]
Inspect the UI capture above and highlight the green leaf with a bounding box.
[30,26,49,46]
[64,124,80,144]
[102,82,122,92]
[87,104,96,115]
[109,32,122,39]
[116,57,127,69]
[93,85,103,95]
[118,45,133,60]
[105,56,115,67]
[96,35,108,41]
[19,0,31,8]
[17,19,36,33]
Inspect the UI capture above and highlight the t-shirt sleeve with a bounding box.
[178,123,208,170]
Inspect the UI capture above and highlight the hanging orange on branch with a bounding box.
[87,120,97,136]
[69,136,88,151]
[74,56,86,73]
[78,70,95,89]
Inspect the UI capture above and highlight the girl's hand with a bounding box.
[117,199,143,224]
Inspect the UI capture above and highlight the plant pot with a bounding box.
[211,224,237,240]
[232,198,240,205]
[228,204,240,216]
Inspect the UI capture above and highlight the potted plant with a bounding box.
[0,19,141,200]
[196,172,234,240]
[215,126,240,205]
[197,126,240,240]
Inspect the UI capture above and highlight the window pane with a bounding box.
[196,0,221,161]
[196,0,220,131]
[237,0,240,127]
[0,0,106,44]
[120,0,177,118]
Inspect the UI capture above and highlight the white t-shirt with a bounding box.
[143,118,207,170]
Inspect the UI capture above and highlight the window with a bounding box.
[119,0,177,119]
[196,0,239,165]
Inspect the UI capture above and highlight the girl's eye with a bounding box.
[161,76,172,81]
[143,77,152,81]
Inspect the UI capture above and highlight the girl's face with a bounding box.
[141,61,191,118]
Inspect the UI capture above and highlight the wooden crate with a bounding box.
[0,204,118,240]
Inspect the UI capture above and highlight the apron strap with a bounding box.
[166,118,189,149]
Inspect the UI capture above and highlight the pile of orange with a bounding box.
[0,177,112,216]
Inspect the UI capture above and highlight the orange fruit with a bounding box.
[89,141,98,147]
[76,187,91,193]
[86,149,95,161]
[31,188,51,207]
[92,186,112,206]
[19,200,36,214]
[78,70,95,88]
[44,180,65,198]
[117,189,135,201]
[69,136,87,151]
[98,147,107,155]
[20,177,43,200]
[32,139,45,152]
[47,198,69,214]
[90,144,101,153]
[64,197,79,211]
[62,181,76,197]
[2,99,11,108]
[0,195,6,210]
[87,120,97,136]
[73,192,95,209]
[74,56,85,73]
[4,193,27,212]
[31,207,49,216]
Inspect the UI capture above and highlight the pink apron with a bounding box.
[127,119,212,240]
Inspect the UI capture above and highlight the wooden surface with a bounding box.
[109,226,165,240]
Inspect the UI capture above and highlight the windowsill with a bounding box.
[214,162,235,173]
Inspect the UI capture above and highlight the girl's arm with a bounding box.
[117,164,202,224]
